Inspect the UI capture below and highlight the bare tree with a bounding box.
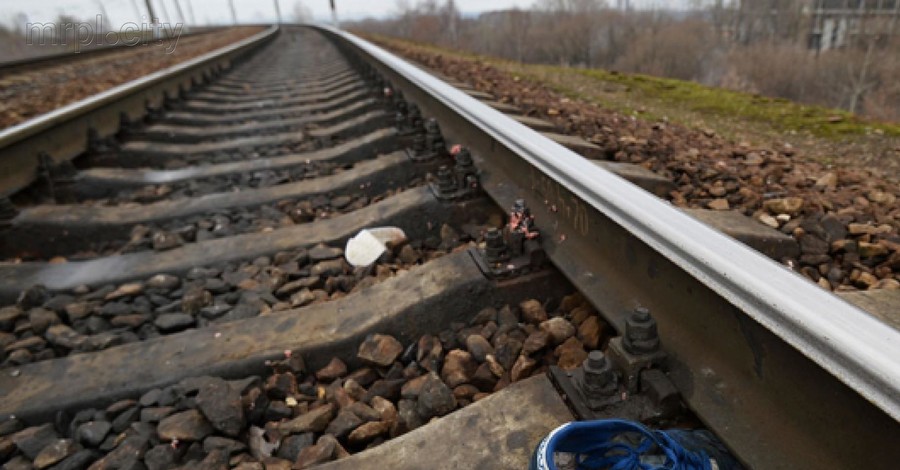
[348,0,900,121]
[444,0,459,47]
[843,0,899,113]
[731,0,806,45]
[532,0,606,66]
[614,17,717,80]
[507,8,531,62]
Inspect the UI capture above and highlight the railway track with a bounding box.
[0,25,897,469]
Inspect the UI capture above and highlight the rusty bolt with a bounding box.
[484,228,509,263]
[424,120,445,153]
[623,307,660,355]
[453,148,476,190]
[436,165,456,197]
[455,147,473,166]
[582,351,617,397]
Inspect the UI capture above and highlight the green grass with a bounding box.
[569,68,900,138]
[365,33,900,139]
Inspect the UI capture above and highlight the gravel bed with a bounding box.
[84,139,322,172]
[0,221,477,370]
[0,292,609,469]
[59,184,422,262]
[387,43,900,293]
[87,160,350,206]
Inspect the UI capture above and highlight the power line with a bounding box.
[331,0,339,28]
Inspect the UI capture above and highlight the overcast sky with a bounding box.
[0,0,694,28]
[1,1,522,27]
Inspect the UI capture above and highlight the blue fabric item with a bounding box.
[529,419,728,470]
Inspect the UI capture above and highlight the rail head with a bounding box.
[317,25,900,423]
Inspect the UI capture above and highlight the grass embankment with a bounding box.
[363,34,900,140]
[568,68,900,138]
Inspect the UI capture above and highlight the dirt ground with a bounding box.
[370,36,899,293]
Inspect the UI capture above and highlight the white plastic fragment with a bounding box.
[345,227,407,267]
[248,426,278,458]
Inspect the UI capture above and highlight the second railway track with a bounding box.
[0,25,898,470]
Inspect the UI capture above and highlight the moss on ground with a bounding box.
[569,68,900,138]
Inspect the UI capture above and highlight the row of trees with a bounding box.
[353,0,900,122]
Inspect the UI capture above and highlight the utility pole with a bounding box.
[229,0,238,25]
[144,0,158,22]
[331,0,339,28]
[274,0,282,24]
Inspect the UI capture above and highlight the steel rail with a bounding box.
[317,25,900,468]
[0,25,279,197]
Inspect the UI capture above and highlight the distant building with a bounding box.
[808,0,899,51]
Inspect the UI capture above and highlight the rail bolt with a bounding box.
[582,351,618,397]
[436,165,457,197]
[406,104,423,129]
[455,147,474,167]
[484,228,509,263]
[425,119,446,154]
[453,148,477,189]
[623,307,660,355]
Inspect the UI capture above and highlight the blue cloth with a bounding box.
[530,419,737,470]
